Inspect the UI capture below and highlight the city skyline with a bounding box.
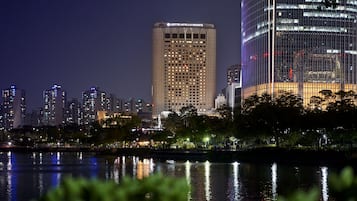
[0,0,241,110]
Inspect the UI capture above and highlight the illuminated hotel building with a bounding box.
[43,84,66,126]
[1,85,26,130]
[152,22,216,117]
[241,0,357,104]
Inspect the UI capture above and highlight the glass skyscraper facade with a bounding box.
[242,0,357,104]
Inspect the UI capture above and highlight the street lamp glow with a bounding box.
[203,137,210,143]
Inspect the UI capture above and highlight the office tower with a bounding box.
[225,64,242,109]
[82,87,108,125]
[43,84,66,126]
[65,98,82,125]
[215,94,227,109]
[152,22,216,117]
[241,1,357,104]
[227,64,242,85]
[1,85,26,130]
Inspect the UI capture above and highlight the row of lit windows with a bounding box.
[244,23,350,44]
[167,75,203,79]
[164,45,207,49]
[165,52,206,57]
[277,25,348,32]
[165,54,206,59]
[164,33,206,39]
[165,61,206,66]
[303,11,354,19]
[164,59,206,64]
[164,50,206,54]
[166,68,205,73]
[165,101,205,106]
[165,40,206,45]
[165,58,206,63]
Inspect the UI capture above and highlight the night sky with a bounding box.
[0,0,241,110]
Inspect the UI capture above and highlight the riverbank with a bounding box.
[99,147,357,165]
[1,146,357,165]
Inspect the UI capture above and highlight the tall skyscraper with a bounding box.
[152,22,216,117]
[43,84,66,126]
[1,85,26,130]
[82,87,108,125]
[241,1,357,104]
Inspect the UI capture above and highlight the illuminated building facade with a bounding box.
[0,104,3,130]
[82,87,109,125]
[241,0,357,104]
[43,84,66,126]
[1,85,26,130]
[225,64,242,109]
[65,98,82,125]
[227,64,242,85]
[152,22,216,117]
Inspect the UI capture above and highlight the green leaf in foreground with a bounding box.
[36,174,190,201]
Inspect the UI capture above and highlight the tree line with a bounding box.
[165,90,357,149]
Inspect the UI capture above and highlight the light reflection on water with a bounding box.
[232,162,239,201]
[0,152,336,201]
[186,160,192,200]
[321,167,329,201]
[271,163,277,200]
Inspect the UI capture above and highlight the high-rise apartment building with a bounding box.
[0,104,4,130]
[65,98,82,125]
[242,1,357,104]
[152,22,216,117]
[43,84,66,126]
[82,87,109,125]
[109,94,123,113]
[1,85,26,130]
[25,110,41,127]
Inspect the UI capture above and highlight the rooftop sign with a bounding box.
[166,23,204,27]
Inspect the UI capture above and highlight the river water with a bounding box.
[0,151,338,201]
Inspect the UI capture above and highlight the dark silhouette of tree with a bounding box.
[163,111,183,136]
[237,92,303,147]
[180,105,198,128]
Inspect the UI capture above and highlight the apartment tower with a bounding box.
[1,85,26,130]
[43,84,66,126]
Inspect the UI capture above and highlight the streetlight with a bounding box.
[203,137,210,149]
